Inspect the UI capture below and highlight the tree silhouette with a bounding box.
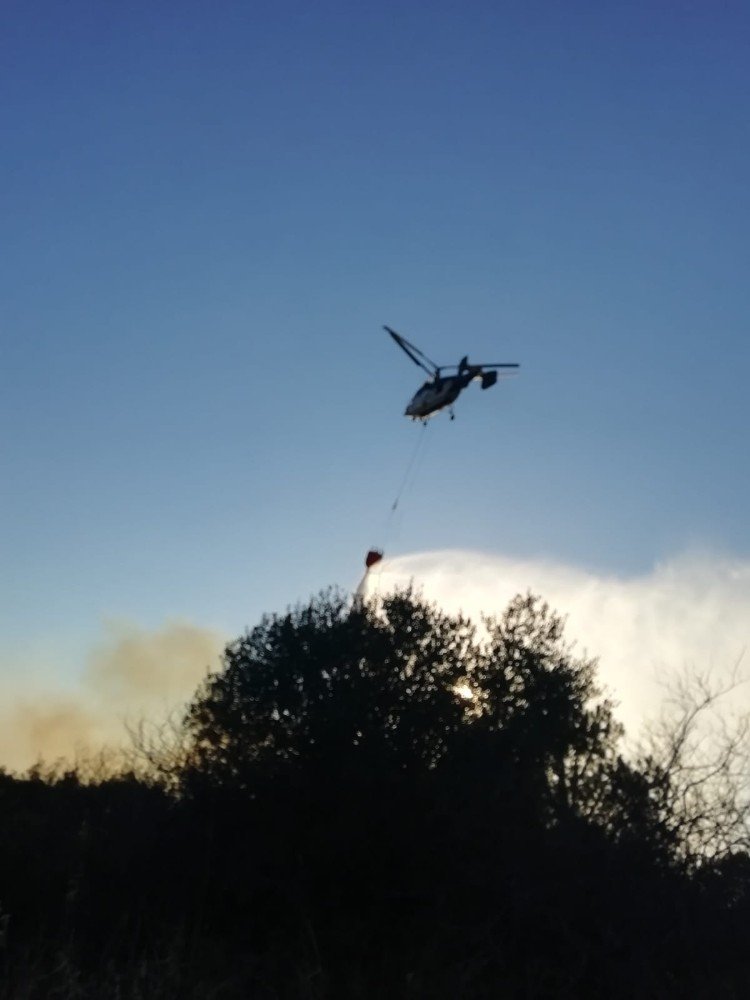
[173,589,688,995]
[184,588,473,784]
[183,588,657,835]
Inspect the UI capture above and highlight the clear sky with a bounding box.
[3,1,750,696]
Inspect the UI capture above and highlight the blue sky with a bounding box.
[3,1,750,679]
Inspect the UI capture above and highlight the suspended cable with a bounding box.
[390,421,430,513]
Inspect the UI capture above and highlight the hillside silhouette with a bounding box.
[1,589,749,998]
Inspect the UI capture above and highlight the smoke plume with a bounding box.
[0,620,224,773]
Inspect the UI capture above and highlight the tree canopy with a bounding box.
[182,589,658,840]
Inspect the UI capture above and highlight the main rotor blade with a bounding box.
[384,326,439,376]
[439,362,520,372]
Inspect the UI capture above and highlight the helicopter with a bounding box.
[385,326,519,421]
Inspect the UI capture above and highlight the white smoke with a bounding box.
[366,549,750,735]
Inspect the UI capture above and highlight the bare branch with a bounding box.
[637,661,750,865]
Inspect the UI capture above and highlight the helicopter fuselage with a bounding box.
[405,374,468,419]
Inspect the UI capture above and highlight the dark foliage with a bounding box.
[2,590,749,998]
